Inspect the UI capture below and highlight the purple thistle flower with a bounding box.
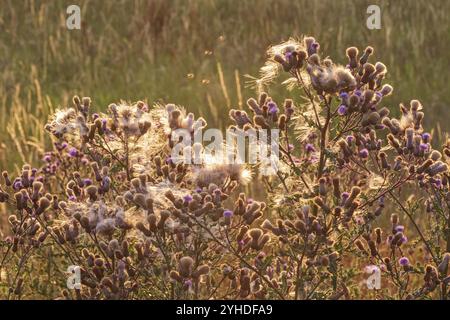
[305,143,316,153]
[422,132,431,143]
[195,187,202,193]
[394,225,405,233]
[359,148,369,159]
[223,210,233,218]
[341,192,350,201]
[43,154,52,162]
[400,235,408,244]
[354,90,362,97]
[339,92,349,100]
[288,144,294,151]
[83,178,93,186]
[183,194,193,203]
[399,257,409,266]
[434,179,442,188]
[420,143,429,151]
[68,148,78,157]
[337,104,348,116]
[346,135,354,144]
[92,113,99,120]
[102,119,107,132]
[13,179,23,191]
[268,102,278,114]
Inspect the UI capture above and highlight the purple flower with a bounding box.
[400,235,408,244]
[68,148,78,157]
[286,107,294,117]
[419,143,429,151]
[268,102,278,114]
[305,143,316,153]
[341,192,350,201]
[422,132,431,143]
[13,179,23,191]
[223,210,233,218]
[184,279,193,288]
[337,104,348,116]
[288,144,294,151]
[43,154,52,162]
[195,187,202,193]
[359,148,369,159]
[83,178,93,186]
[102,119,107,131]
[394,225,405,233]
[92,113,99,120]
[183,194,193,203]
[399,257,410,266]
[346,135,354,144]
[354,90,362,97]
[339,92,349,100]
[434,179,442,188]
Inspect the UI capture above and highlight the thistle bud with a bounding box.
[178,256,194,278]
[359,46,373,65]
[36,197,51,215]
[346,47,359,69]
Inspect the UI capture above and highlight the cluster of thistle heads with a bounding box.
[0,36,450,300]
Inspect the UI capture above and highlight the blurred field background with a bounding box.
[0,0,449,173]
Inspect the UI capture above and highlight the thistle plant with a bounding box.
[0,36,449,300]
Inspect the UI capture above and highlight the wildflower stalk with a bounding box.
[388,191,438,264]
[318,95,332,178]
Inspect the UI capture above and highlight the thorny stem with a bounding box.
[293,70,321,130]
[279,143,312,193]
[188,215,285,299]
[388,190,438,265]
[318,95,332,178]
[294,238,308,300]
